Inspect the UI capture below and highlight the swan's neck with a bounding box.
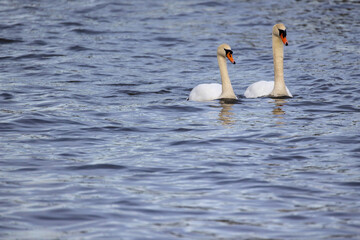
[217,56,236,99]
[271,35,288,97]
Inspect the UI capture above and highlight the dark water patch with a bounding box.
[217,178,268,186]
[67,164,126,171]
[23,65,44,71]
[78,64,97,69]
[334,136,359,144]
[0,93,14,100]
[68,45,91,51]
[206,161,242,168]
[144,105,204,113]
[267,154,308,161]
[131,166,170,174]
[104,126,151,133]
[180,70,197,74]
[172,127,194,132]
[218,98,241,104]
[66,80,85,83]
[20,208,105,225]
[61,21,83,27]
[351,147,360,153]
[153,37,188,43]
[0,56,13,61]
[260,132,283,138]
[29,40,47,46]
[199,54,214,58]
[72,28,108,35]
[14,53,65,60]
[281,215,308,220]
[14,118,55,126]
[14,117,83,129]
[132,55,156,59]
[0,38,23,44]
[335,104,359,112]
[114,199,143,207]
[0,23,24,29]
[190,1,223,7]
[33,213,102,221]
[338,182,360,187]
[119,89,171,96]
[298,74,316,81]
[81,126,118,133]
[102,83,138,87]
[170,139,210,146]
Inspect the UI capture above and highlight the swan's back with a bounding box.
[244,81,274,98]
[244,81,292,98]
[188,83,222,101]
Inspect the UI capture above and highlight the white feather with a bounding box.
[188,83,222,101]
[244,81,292,98]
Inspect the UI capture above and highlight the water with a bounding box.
[1,0,360,239]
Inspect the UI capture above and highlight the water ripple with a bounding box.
[0,0,359,239]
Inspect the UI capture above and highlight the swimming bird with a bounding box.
[244,23,292,98]
[188,44,236,101]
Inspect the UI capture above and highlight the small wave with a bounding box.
[66,164,126,171]
[0,38,23,44]
[118,89,171,96]
[145,105,204,113]
[29,40,47,46]
[61,22,83,27]
[0,23,24,29]
[14,53,65,60]
[68,45,91,51]
[338,182,360,187]
[190,1,223,7]
[72,28,108,35]
[0,93,14,100]
[153,37,188,43]
[281,215,308,220]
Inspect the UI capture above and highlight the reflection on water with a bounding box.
[218,99,238,126]
[218,102,235,126]
[272,99,287,125]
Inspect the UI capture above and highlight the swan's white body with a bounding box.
[188,44,236,101]
[244,23,293,98]
[188,83,222,102]
[244,81,292,98]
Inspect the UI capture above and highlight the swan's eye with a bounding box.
[279,29,287,37]
[224,49,233,55]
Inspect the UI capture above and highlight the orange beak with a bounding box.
[226,52,236,64]
[280,33,288,46]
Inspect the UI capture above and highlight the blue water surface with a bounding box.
[1,0,360,239]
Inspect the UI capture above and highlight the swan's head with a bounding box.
[273,23,288,46]
[217,43,236,64]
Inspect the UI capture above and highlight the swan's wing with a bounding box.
[244,81,274,98]
[188,83,222,101]
[285,86,293,98]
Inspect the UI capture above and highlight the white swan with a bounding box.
[244,23,293,98]
[188,44,237,101]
